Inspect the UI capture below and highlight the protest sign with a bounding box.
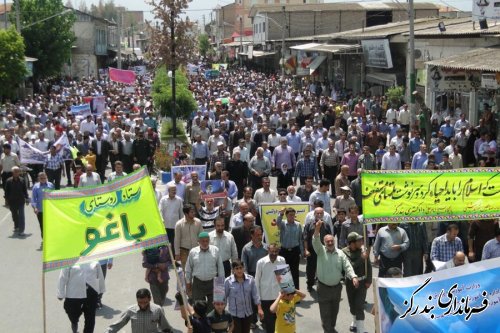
[171,165,207,183]
[70,104,92,118]
[18,138,46,164]
[259,203,310,246]
[43,168,168,271]
[213,276,226,302]
[375,257,500,333]
[92,96,106,114]
[109,67,136,85]
[133,65,147,76]
[275,264,295,293]
[200,180,225,199]
[362,169,500,223]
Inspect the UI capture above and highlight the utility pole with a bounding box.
[117,11,122,69]
[239,15,243,68]
[408,0,416,124]
[15,0,21,33]
[4,0,8,29]
[281,6,286,81]
[171,10,177,139]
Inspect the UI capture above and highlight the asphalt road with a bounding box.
[0,173,377,333]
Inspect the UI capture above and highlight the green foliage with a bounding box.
[161,121,187,141]
[90,0,119,21]
[385,86,406,106]
[14,0,76,79]
[152,66,197,120]
[0,28,27,100]
[198,33,210,57]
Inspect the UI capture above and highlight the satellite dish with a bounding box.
[414,49,422,59]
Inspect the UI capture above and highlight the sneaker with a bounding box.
[18,232,26,237]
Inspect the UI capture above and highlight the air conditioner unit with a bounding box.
[414,49,423,60]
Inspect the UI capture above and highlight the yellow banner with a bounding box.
[260,203,310,246]
[43,168,168,271]
[362,169,500,223]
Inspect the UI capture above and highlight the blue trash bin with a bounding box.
[161,171,171,184]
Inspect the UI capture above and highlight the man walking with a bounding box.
[255,244,286,333]
[174,205,203,270]
[44,145,65,190]
[185,232,225,312]
[342,232,372,333]
[209,217,238,277]
[276,207,304,290]
[373,223,410,277]
[303,207,332,292]
[104,288,173,332]
[31,172,54,239]
[158,184,183,256]
[313,220,358,333]
[57,261,105,333]
[5,166,30,237]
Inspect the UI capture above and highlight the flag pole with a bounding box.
[42,270,47,333]
[166,242,192,329]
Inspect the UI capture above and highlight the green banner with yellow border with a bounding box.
[260,203,310,246]
[43,168,167,271]
[361,168,500,223]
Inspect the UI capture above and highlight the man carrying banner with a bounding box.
[342,232,372,333]
[104,288,173,333]
[312,220,358,333]
[373,223,409,277]
[31,172,54,240]
[44,145,65,190]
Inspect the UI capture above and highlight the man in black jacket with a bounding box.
[5,166,29,236]
[91,131,111,182]
[132,131,152,169]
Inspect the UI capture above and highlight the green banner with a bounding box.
[362,169,500,223]
[260,203,310,246]
[43,168,168,271]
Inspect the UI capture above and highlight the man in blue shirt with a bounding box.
[409,131,423,156]
[276,207,304,290]
[439,117,455,142]
[411,144,428,170]
[31,171,54,240]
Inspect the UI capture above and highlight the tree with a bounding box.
[90,0,118,21]
[152,66,196,120]
[146,0,196,69]
[13,0,75,79]
[198,33,210,58]
[0,28,27,100]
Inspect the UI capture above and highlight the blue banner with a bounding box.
[171,165,207,184]
[375,257,500,332]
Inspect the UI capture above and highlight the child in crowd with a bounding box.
[143,247,164,283]
[73,165,83,188]
[271,289,306,333]
[375,143,386,170]
[207,300,233,333]
[85,147,96,170]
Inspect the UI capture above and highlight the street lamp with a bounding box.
[255,6,286,81]
[169,11,177,139]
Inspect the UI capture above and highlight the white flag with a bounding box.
[19,138,46,164]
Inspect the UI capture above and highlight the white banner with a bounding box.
[19,138,47,164]
[361,39,393,69]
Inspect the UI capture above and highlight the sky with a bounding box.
[80,0,473,25]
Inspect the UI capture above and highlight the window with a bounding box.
[262,22,265,33]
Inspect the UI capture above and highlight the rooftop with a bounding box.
[426,47,500,72]
[249,2,439,17]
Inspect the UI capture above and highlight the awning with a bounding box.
[223,41,252,47]
[290,43,360,54]
[365,72,397,87]
[253,51,276,57]
[308,55,326,75]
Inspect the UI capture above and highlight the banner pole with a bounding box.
[364,223,368,277]
[166,242,192,329]
[373,277,380,333]
[42,271,47,333]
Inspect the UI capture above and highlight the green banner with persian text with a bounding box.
[43,168,168,271]
[362,169,500,223]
